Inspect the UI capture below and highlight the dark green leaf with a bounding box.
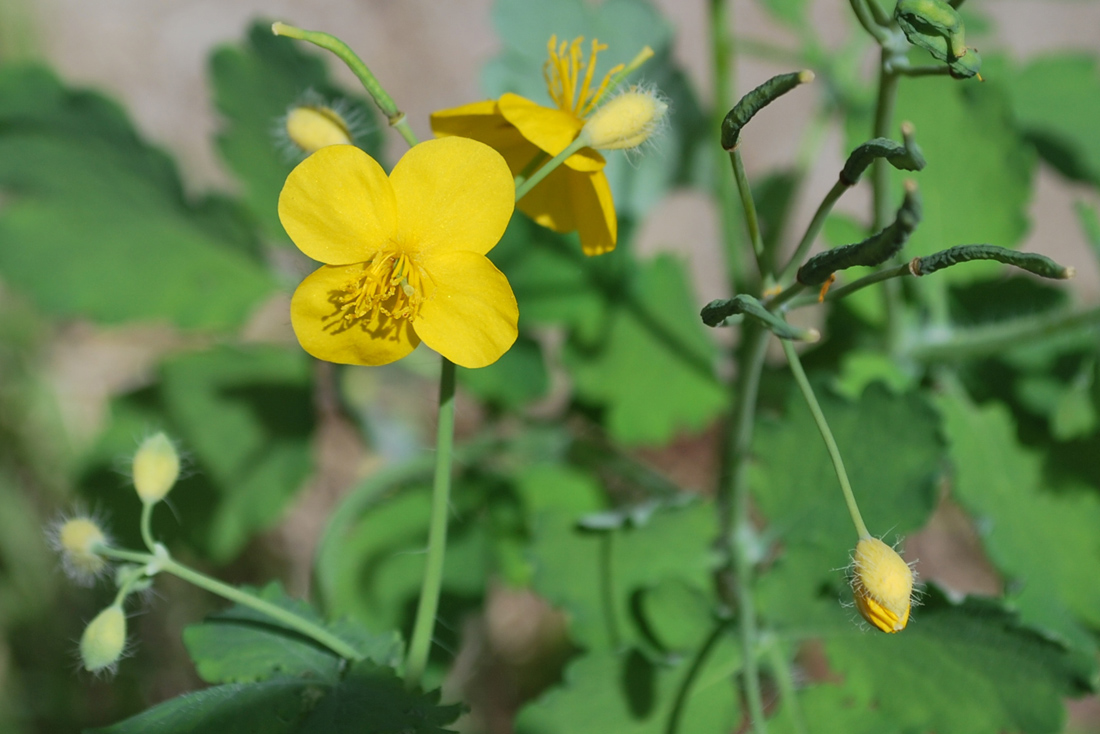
[773,587,1095,734]
[458,333,548,409]
[88,664,461,734]
[1009,53,1100,184]
[158,345,315,562]
[209,22,382,243]
[937,387,1100,651]
[564,255,725,445]
[0,65,274,329]
[183,582,401,685]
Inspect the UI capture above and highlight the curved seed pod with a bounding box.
[721,70,814,150]
[797,182,922,286]
[840,123,926,186]
[948,49,982,80]
[895,0,966,60]
[701,294,820,341]
[910,245,1075,279]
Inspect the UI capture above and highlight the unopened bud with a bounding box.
[80,604,127,674]
[285,105,354,153]
[850,537,914,633]
[132,433,180,504]
[582,86,668,151]
[51,516,110,585]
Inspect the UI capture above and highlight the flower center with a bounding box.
[544,35,624,119]
[328,250,427,332]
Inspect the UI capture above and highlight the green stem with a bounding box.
[849,0,890,44]
[272,22,419,148]
[716,324,771,734]
[404,357,457,689]
[785,263,910,309]
[711,0,746,293]
[514,137,588,202]
[139,501,156,552]
[779,180,847,282]
[665,617,734,734]
[765,636,807,734]
[515,150,550,189]
[730,150,773,286]
[908,304,1100,362]
[872,50,903,353]
[780,340,870,539]
[95,544,363,661]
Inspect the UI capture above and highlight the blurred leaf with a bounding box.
[516,640,740,734]
[183,582,401,685]
[755,0,808,29]
[157,345,314,561]
[774,587,1095,734]
[458,333,549,409]
[1008,54,1100,184]
[937,387,1100,652]
[209,22,382,244]
[871,75,1034,276]
[753,382,943,629]
[89,663,461,734]
[0,65,274,329]
[529,497,717,650]
[565,254,725,446]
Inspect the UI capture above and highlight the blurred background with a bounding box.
[1,0,1099,731]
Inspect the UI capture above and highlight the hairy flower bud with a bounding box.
[50,516,110,585]
[582,86,668,150]
[851,537,914,633]
[80,604,127,674]
[285,105,354,153]
[132,432,180,504]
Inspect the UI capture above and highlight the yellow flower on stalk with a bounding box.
[851,536,915,633]
[279,137,519,368]
[431,36,646,256]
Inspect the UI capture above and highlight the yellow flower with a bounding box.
[851,537,915,633]
[279,137,518,369]
[431,36,624,256]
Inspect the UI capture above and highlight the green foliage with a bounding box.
[0,65,274,329]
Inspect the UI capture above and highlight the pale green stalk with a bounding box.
[908,304,1100,362]
[94,544,363,661]
[404,358,457,689]
[780,340,870,538]
[272,22,419,147]
[514,137,588,202]
[139,501,156,553]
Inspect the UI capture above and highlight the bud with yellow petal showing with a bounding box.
[285,105,354,154]
[132,432,180,505]
[581,86,668,151]
[851,537,914,633]
[50,516,110,585]
[80,604,127,675]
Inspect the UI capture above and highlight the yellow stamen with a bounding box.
[544,35,624,119]
[327,251,428,333]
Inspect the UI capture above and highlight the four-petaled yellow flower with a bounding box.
[279,137,519,368]
[431,36,621,256]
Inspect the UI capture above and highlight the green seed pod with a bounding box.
[797,182,922,286]
[840,124,926,186]
[721,70,814,150]
[80,605,127,674]
[910,245,1074,279]
[701,294,820,342]
[948,48,982,80]
[895,0,967,60]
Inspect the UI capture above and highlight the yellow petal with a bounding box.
[413,251,518,369]
[498,93,606,172]
[390,137,515,257]
[291,264,419,366]
[279,146,397,265]
[517,166,616,255]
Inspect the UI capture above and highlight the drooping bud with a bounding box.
[51,516,110,585]
[850,537,915,633]
[581,86,668,151]
[132,432,180,505]
[80,604,127,674]
[285,104,354,153]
